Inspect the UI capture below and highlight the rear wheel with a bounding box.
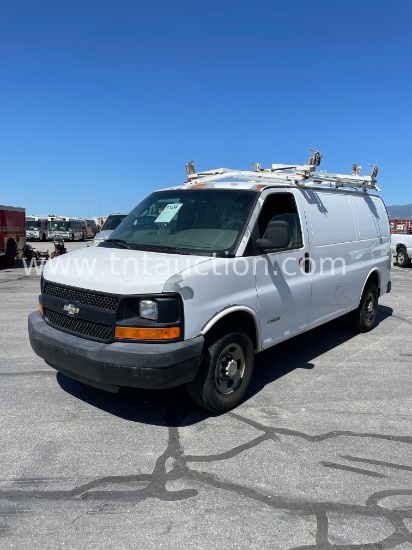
[187,324,254,412]
[347,282,378,332]
[396,247,410,267]
[5,241,15,267]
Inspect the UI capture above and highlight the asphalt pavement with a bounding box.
[0,241,411,549]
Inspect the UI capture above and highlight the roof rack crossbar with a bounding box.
[186,169,302,186]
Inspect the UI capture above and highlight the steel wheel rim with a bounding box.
[364,292,375,322]
[398,251,405,263]
[215,342,246,395]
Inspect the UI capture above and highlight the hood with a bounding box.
[42,246,211,295]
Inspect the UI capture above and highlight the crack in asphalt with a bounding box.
[342,456,412,473]
[1,407,411,547]
[319,462,388,479]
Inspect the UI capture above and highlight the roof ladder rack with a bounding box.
[184,150,380,193]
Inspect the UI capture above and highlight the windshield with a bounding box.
[104,189,257,256]
[101,215,126,231]
[26,221,39,230]
[49,221,69,231]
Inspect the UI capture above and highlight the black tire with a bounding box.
[396,247,410,267]
[5,241,15,267]
[347,282,378,332]
[187,324,254,412]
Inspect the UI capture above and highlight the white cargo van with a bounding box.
[29,152,391,412]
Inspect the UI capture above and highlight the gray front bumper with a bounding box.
[28,311,204,391]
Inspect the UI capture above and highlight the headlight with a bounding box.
[139,299,158,321]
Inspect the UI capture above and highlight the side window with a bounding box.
[257,193,303,249]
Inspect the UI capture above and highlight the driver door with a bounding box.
[254,190,312,349]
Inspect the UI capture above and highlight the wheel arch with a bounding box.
[201,307,260,352]
[5,237,17,252]
[3,237,17,267]
[395,242,407,252]
[359,269,381,301]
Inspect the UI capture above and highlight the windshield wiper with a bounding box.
[105,238,135,249]
[133,244,194,255]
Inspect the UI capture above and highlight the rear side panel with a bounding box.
[299,190,390,328]
[366,195,391,295]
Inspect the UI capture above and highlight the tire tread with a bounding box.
[187,323,254,412]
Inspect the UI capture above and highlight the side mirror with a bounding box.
[256,220,290,251]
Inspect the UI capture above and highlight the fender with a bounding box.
[200,305,261,352]
[358,268,381,301]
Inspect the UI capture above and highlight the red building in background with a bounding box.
[390,219,412,233]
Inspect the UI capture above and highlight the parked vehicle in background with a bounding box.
[47,217,87,241]
[85,223,94,240]
[93,213,127,246]
[86,219,99,238]
[29,151,391,412]
[26,216,48,241]
[70,218,87,240]
[391,233,412,267]
[1,205,26,267]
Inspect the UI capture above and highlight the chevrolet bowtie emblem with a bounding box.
[63,303,80,315]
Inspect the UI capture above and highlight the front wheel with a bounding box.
[187,325,254,412]
[347,282,378,332]
[396,248,410,267]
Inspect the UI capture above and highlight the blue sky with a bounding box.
[1,0,411,217]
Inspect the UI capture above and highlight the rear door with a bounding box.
[302,189,361,325]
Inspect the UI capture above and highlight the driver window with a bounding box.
[258,193,303,249]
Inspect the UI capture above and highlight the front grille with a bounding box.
[44,283,118,311]
[44,308,112,341]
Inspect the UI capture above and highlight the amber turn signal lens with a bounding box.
[39,302,44,316]
[115,326,180,340]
